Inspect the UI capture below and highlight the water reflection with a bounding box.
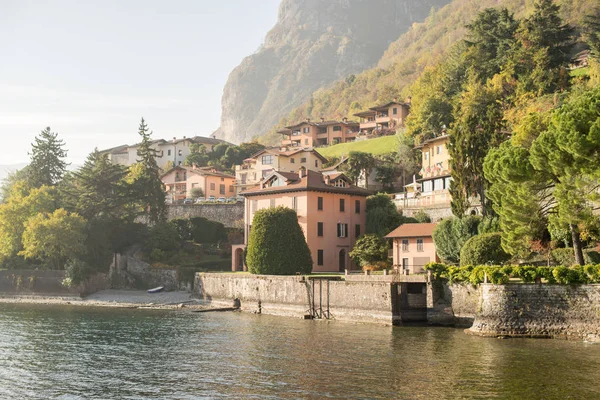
[0,304,599,399]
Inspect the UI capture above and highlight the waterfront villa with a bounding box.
[386,223,439,274]
[161,165,236,203]
[354,100,410,134]
[232,169,371,273]
[277,118,360,147]
[234,147,327,193]
[101,136,231,170]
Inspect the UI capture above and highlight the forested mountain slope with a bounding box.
[213,0,450,144]
[258,0,594,145]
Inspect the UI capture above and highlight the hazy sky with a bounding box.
[1,0,280,165]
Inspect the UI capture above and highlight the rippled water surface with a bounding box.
[1,304,600,399]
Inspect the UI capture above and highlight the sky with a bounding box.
[0,0,281,165]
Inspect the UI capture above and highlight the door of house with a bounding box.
[339,249,346,272]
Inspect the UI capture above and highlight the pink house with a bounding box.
[386,223,439,274]
[232,169,371,273]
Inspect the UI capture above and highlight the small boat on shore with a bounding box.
[147,286,164,294]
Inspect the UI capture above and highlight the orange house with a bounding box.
[161,166,236,202]
[386,223,439,274]
[232,169,371,273]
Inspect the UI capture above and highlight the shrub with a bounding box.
[433,216,481,264]
[190,187,204,198]
[478,216,500,234]
[550,248,600,266]
[246,206,313,275]
[586,251,600,264]
[349,234,389,267]
[513,265,539,283]
[171,219,192,241]
[64,259,91,286]
[413,210,431,223]
[362,261,391,271]
[190,217,227,243]
[425,262,600,285]
[150,248,166,262]
[145,222,180,252]
[552,266,569,284]
[460,233,510,266]
[423,262,447,280]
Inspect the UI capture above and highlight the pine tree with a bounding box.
[583,8,600,57]
[508,0,574,97]
[67,149,130,220]
[485,88,600,264]
[464,8,518,82]
[132,118,166,224]
[27,127,68,187]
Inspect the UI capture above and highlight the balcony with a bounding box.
[359,121,377,129]
[375,115,390,124]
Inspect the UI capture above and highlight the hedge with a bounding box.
[459,233,510,266]
[424,262,600,285]
[246,206,313,275]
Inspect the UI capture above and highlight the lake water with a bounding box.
[1,304,599,399]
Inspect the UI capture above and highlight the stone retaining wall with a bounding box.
[0,269,109,297]
[427,282,481,326]
[195,273,394,324]
[468,284,600,341]
[166,204,243,228]
[111,254,180,291]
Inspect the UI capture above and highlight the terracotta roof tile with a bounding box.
[241,170,371,197]
[385,223,438,238]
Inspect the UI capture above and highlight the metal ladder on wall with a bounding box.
[306,278,331,319]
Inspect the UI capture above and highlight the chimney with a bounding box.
[342,117,348,123]
[320,117,325,122]
[183,135,186,139]
[406,96,412,104]
[324,175,331,185]
[299,167,306,178]
[173,136,176,141]
[306,118,311,123]
[393,97,398,102]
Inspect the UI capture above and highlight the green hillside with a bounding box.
[259,0,594,145]
[316,135,399,159]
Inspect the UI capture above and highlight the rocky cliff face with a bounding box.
[214,0,450,144]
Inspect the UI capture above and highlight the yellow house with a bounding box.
[234,147,328,193]
[409,134,452,208]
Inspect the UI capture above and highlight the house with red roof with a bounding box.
[232,169,371,273]
[386,223,439,274]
